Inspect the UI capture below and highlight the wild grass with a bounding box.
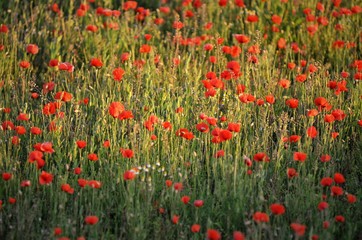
[0,0,361,239]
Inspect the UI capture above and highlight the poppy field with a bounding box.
[0,0,361,239]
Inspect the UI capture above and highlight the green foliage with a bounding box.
[0,0,361,239]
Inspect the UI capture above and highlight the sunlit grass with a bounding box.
[0,0,361,239]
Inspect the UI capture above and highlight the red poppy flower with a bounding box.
[293,152,307,162]
[307,126,318,138]
[140,44,151,53]
[278,79,290,88]
[296,74,307,83]
[39,171,53,185]
[253,212,269,223]
[26,44,39,54]
[59,62,74,72]
[235,0,246,7]
[123,170,136,181]
[61,184,74,194]
[55,91,72,102]
[214,150,225,158]
[323,221,330,229]
[334,173,345,184]
[347,194,357,203]
[16,113,29,121]
[165,180,172,187]
[42,102,57,115]
[324,114,335,123]
[108,102,125,118]
[88,180,101,188]
[172,215,180,224]
[209,56,217,63]
[204,43,213,51]
[181,195,190,204]
[318,201,329,211]
[354,72,362,80]
[320,154,331,162]
[314,97,329,110]
[191,224,201,233]
[48,59,59,67]
[233,231,245,240]
[253,152,270,162]
[331,132,339,138]
[174,182,183,191]
[234,34,250,44]
[287,168,298,178]
[239,93,255,103]
[28,150,43,163]
[40,142,55,153]
[85,24,98,32]
[85,216,99,225]
[76,140,87,149]
[43,81,56,94]
[287,62,296,69]
[76,8,86,17]
[30,127,41,135]
[119,110,133,120]
[1,120,14,131]
[270,203,285,215]
[290,223,306,236]
[272,15,282,25]
[196,122,209,133]
[2,172,12,181]
[227,123,241,132]
[194,200,204,208]
[207,229,221,240]
[242,155,252,167]
[285,98,299,108]
[2,108,11,114]
[277,38,286,49]
[20,179,30,187]
[74,167,82,175]
[103,140,110,148]
[88,153,98,161]
[316,2,324,12]
[265,95,275,104]
[256,99,264,106]
[121,149,134,158]
[308,64,318,73]
[19,60,30,68]
[0,24,9,33]
[288,135,301,143]
[113,68,125,81]
[54,227,62,236]
[11,136,20,145]
[307,109,319,117]
[90,58,103,68]
[78,179,88,188]
[31,93,39,99]
[123,1,137,11]
[247,15,258,22]
[331,186,344,196]
[320,177,333,187]
[15,126,26,135]
[331,109,346,121]
[8,197,16,204]
[335,215,345,223]
[206,117,218,126]
[219,130,232,141]
[172,21,184,29]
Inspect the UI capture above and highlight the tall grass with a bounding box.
[0,0,361,239]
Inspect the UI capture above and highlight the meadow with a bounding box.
[0,0,361,239]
